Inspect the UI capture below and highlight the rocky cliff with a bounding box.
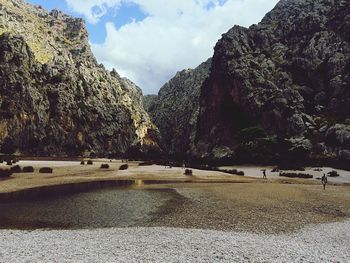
[146,59,211,156]
[143,95,157,113]
[0,0,159,156]
[195,0,350,166]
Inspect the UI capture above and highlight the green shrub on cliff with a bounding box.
[237,126,267,142]
[0,138,15,155]
[235,136,278,163]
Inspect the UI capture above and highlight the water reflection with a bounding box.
[0,188,174,230]
[134,179,144,186]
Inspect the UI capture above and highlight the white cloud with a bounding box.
[66,0,280,94]
[65,0,122,23]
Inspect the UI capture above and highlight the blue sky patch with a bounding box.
[206,0,228,10]
[25,0,147,44]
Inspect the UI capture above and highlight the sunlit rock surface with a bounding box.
[0,0,159,156]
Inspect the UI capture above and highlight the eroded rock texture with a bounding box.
[195,0,350,165]
[147,59,211,156]
[0,0,158,156]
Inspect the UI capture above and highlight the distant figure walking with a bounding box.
[165,160,170,169]
[182,160,186,169]
[262,169,267,179]
[321,174,328,190]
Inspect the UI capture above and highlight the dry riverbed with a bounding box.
[0,160,349,234]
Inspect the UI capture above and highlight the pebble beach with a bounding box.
[0,220,349,262]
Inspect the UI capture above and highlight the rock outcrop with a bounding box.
[195,0,350,165]
[143,95,157,113]
[146,59,211,156]
[0,0,159,156]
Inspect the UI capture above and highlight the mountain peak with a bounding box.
[0,0,93,65]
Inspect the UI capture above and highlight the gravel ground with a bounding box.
[145,183,350,234]
[0,220,349,262]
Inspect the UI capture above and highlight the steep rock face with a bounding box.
[147,59,211,155]
[143,95,157,113]
[195,0,350,164]
[0,0,158,156]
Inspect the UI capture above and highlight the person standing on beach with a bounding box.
[321,174,328,190]
[262,169,267,179]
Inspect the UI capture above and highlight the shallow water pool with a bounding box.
[0,188,177,229]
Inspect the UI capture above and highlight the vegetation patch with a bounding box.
[139,161,154,166]
[279,172,313,179]
[271,167,280,173]
[0,168,12,178]
[100,164,110,169]
[219,169,245,176]
[237,126,267,142]
[22,166,34,173]
[10,165,21,173]
[327,170,340,177]
[119,164,129,170]
[278,165,305,171]
[87,160,93,165]
[234,127,279,164]
[184,169,193,176]
[236,171,245,176]
[39,167,53,174]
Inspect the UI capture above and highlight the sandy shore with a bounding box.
[3,160,349,195]
[2,160,349,195]
[220,165,350,183]
[0,220,349,262]
[0,160,255,195]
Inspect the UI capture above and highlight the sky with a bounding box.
[25,0,279,94]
